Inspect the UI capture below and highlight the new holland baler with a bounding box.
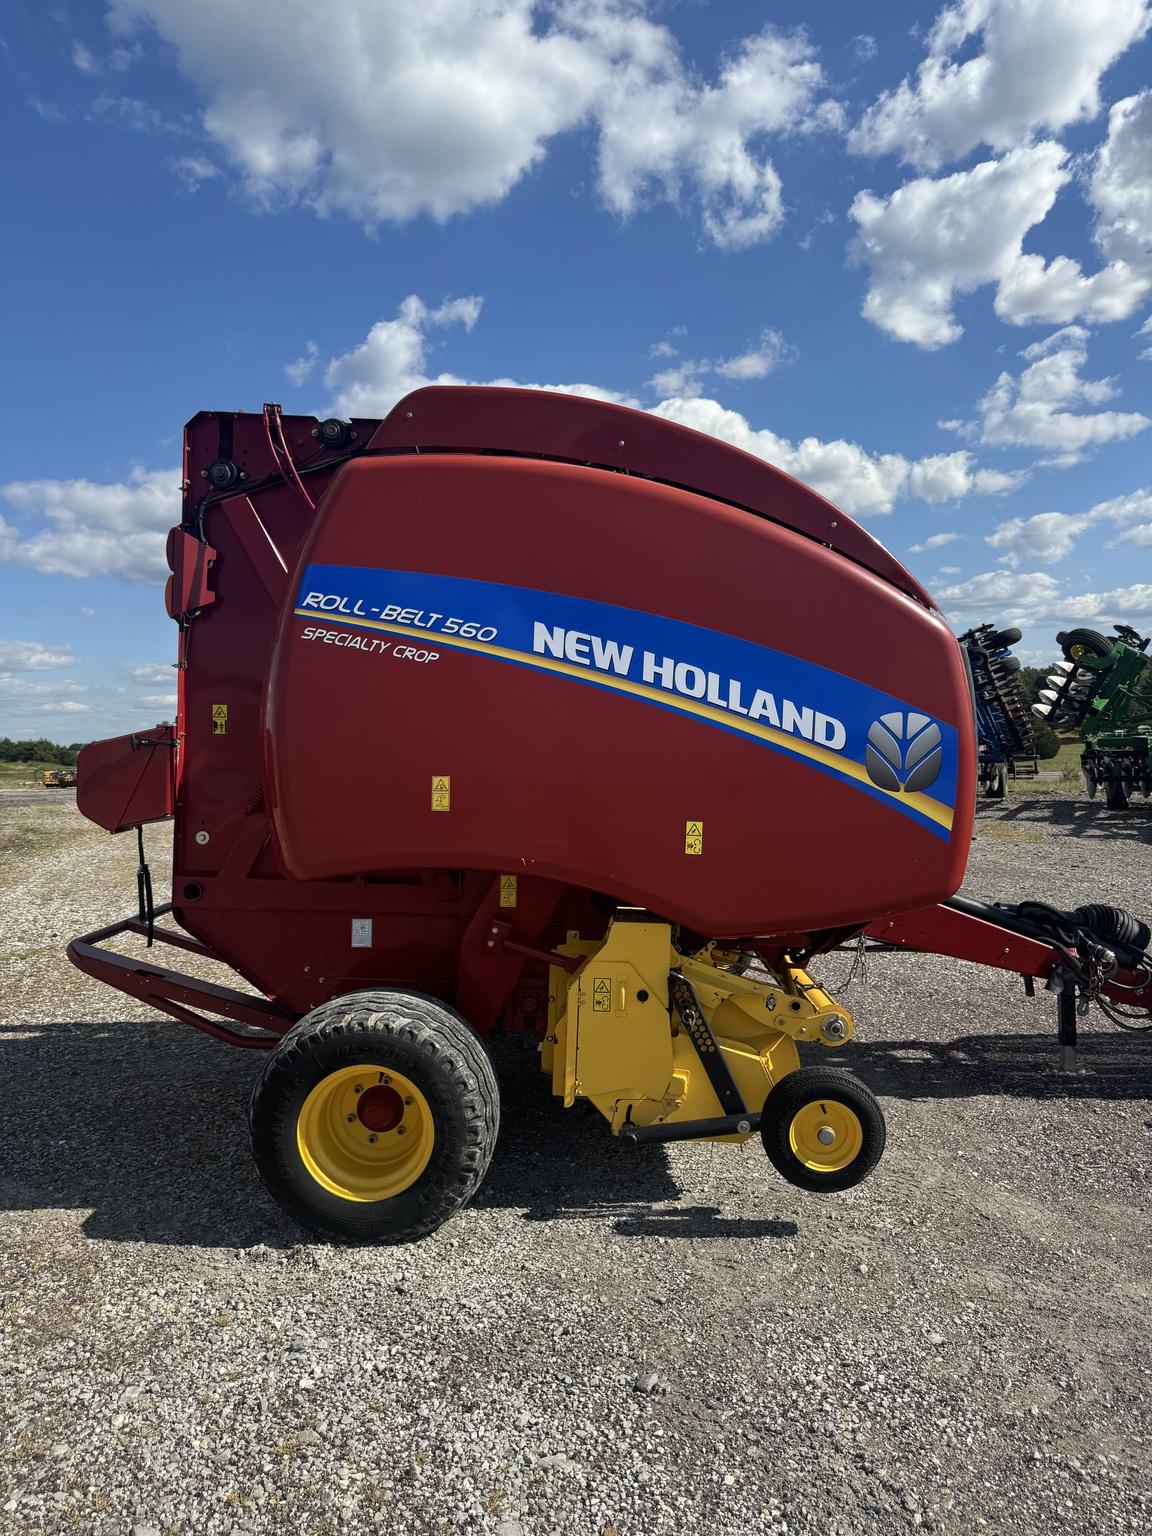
[70,389,1152,1242]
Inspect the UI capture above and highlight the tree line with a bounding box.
[0,738,86,766]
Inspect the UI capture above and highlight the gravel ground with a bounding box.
[1,785,1150,1536]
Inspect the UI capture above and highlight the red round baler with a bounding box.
[69,388,1151,1242]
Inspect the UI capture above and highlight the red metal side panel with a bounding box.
[369,387,934,609]
[77,727,175,832]
[266,454,975,936]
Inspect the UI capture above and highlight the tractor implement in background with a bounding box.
[958,622,1037,799]
[1032,625,1152,809]
[67,387,1152,1244]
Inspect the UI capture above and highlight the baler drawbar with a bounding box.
[70,389,1152,1242]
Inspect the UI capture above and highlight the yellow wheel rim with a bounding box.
[1069,644,1087,659]
[788,1098,863,1173]
[296,1065,434,1202]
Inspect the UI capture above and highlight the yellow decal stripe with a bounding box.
[295,608,954,832]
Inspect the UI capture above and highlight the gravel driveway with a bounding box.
[2,787,1150,1535]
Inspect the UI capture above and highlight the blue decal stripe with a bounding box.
[293,605,955,838]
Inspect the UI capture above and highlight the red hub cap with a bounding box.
[356,1084,404,1133]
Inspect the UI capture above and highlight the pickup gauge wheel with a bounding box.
[250,990,499,1243]
[761,1066,885,1193]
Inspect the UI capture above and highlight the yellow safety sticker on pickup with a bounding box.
[211,704,228,736]
[592,977,611,1013]
[431,775,451,811]
[499,874,518,908]
[684,819,703,855]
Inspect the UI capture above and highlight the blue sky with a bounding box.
[1,0,1150,742]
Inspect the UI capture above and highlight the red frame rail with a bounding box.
[67,898,1150,1074]
[867,902,1152,1071]
[868,903,1152,1007]
[68,904,294,1049]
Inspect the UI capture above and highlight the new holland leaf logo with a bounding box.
[865,711,943,795]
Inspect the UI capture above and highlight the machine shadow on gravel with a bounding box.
[1,1021,1147,1248]
[980,797,1152,843]
[0,1023,789,1246]
[843,1029,1152,1102]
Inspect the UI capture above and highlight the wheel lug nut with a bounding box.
[817,1126,836,1146]
[368,1134,377,1144]
[397,1126,407,1135]
[403,1096,413,1106]
[354,1085,363,1094]
[346,1114,356,1123]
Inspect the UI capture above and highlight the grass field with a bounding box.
[1012,739,1082,790]
[0,761,76,785]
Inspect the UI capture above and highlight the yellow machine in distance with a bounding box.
[42,768,77,788]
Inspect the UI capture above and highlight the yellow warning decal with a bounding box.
[684,819,703,855]
[431,775,451,812]
[499,875,518,908]
[211,704,228,736]
[592,976,612,1013]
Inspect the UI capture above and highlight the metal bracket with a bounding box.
[668,970,745,1115]
[620,1112,760,1145]
[485,918,580,973]
[1057,987,1079,1074]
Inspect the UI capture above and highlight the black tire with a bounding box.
[250,990,499,1244]
[1057,628,1113,662]
[760,1066,886,1194]
[1104,778,1129,811]
[984,764,1007,800]
[988,626,1022,648]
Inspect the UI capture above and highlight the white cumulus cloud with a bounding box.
[649,329,794,396]
[582,12,837,250]
[966,326,1149,460]
[908,531,960,555]
[648,396,1015,518]
[324,294,634,418]
[1090,89,1152,272]
[849,0,1150,170]
[0,467,181,584]
[0,675,90,716]
[107,2,837,248]
[986,511,1089,565]
[849,143,1071,347]
[985,486,1152,559]
[0,641,76,671]
[169,154,218,191]
[3,292,1040,594]
[284,340,320,386]
[937,569,1152,633]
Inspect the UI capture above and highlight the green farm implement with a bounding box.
[1032,625,1152,809]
